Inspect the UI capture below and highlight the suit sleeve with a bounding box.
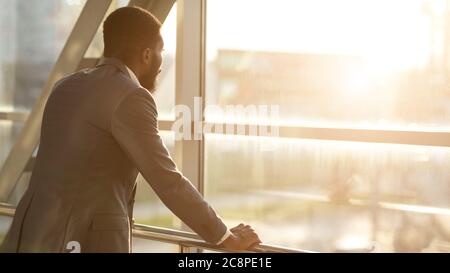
[111,88,228,244]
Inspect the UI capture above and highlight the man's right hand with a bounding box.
[220,223,262,251]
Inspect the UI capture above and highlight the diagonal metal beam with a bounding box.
[0,0,113,201]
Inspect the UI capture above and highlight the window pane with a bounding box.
[204,134,450,252]
[0,121,22,169]
[0,0,85,203]
[0,215,13,245]
[206,0,450,129]
[0,0,86,111]
[0,120,35,205]
[153,5,176,120]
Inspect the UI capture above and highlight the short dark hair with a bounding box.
[103,6,161,57]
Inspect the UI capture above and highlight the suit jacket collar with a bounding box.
[97,57,141,86]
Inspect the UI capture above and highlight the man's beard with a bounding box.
[140,70,158,92]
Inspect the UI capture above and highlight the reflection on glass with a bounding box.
[0,120,35,205]
[0,121,23,168]
[0,0,86,111]
[0,0,86,204]
[206,0,450,129]
[0,216,13,246]
[204,133,450,252]
[153,5,176,120]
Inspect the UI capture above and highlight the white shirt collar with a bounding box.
[98,57,141,86]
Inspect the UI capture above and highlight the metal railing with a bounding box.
[0,203,314,253]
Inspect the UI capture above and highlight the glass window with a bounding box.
[0,215,13,245]
[0,0,86,111]
[204,133,450,252]
[204,0,450,253]
[0,0,86,203]
[206,0,450,130]
[0,121,23,171]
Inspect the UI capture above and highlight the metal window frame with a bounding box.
[3,114,450,147]
[163,120,450,147]
[174,0,206,195]
[171,0,207,252]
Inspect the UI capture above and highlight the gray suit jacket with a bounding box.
[0,58,227,253]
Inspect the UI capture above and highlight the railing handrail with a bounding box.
[0,203,315,253]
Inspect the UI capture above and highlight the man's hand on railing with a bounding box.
[220,223,262,251]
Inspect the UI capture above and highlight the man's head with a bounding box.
[103,6,164,92]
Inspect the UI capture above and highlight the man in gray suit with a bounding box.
[1,6,260,253]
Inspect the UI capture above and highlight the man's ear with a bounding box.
[142,48,152,65]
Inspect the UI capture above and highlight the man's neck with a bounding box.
[108,56,141,86]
